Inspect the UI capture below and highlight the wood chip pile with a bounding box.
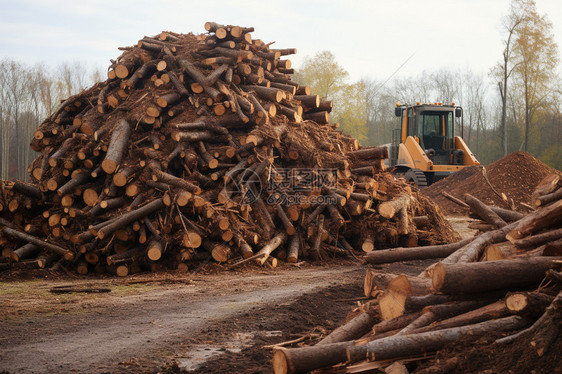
[0,23,456,276]
[272,175,562,373]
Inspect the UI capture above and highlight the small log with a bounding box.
[531,174,560,204]
[102,119,131,174]
[316,312,376,345]
[363,270,432,297]
[513,228,562,249]
[287,233,300,263]
[411,300,509,334]
[441,191,469,208]
[256,232,287,265]
[96,198,165,240]
[506,199,562,241]
[346,146,389,160]
[505,291,555,318]
[378,193,411,219]
[346,316,529,364]
[535,186,562,207]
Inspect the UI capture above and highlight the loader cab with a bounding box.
[395,104,462,165]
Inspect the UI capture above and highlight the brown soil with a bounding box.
[423,151,561,215]
[413,332,562,374]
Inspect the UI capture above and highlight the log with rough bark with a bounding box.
[346,316,529,364]
[365,238,472,265]
[101,119,131,174]
[465,193,507,229]
[432,256,562,294]
[316,312,376,345]
[506,199,562,242]
[505,291,555,318]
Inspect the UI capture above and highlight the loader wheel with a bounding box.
[404,169,428,188]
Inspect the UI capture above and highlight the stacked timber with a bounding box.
[272,182,562,373]
[0,23,456,276]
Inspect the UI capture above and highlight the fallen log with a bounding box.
[465,193,506,229]
[432,256,562,294]
[1,227,74,260]
[364,238,472,265]
[505,291,555,318]
[316,312,376,345]
[346,316,529,364]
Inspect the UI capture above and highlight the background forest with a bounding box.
[0,0,560,181]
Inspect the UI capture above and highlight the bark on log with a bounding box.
[513,228,562,249]
[256,232,287,265]
[346,316,529,364]
[433,256,562,294]
[316,312,376,345]
[96,198,165,240]
[506,199,562,242]
[441,191,469,208]
[364,270,432,297]
[465,193,506,228]
[505,291,555,318]
[365,238,471,265]
[102,119,131,174]
[410,300,509,335]
[1,227,74,260]
[378,193,411,219]
[346,146,389,160]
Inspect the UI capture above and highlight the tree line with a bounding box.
[0,60,102,180]
[295,0,561,168]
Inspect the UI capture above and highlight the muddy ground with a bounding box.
[0,220,475,374]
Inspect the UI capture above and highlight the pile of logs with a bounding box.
[0,23,455,276]
[271,175,562,373]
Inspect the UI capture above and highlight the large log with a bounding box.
[513,228,562,249]
[432,256,562,294]
[378,193,411,219]
[346,316,529,364]
[364,238,472,265]
[346,146,389,160]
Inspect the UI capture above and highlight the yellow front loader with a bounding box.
[386,103,479,187]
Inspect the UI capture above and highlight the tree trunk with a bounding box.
[101,119,131,174]
[505,291,555,318]
[432,256,562,294]
[465,193,506,228]
[365,238,472,265]
[1,227,74,260]
[346,316,529,363]
[316,312,376,345]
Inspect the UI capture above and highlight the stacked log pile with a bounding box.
[272,177,562,373]
[0,23,456,276]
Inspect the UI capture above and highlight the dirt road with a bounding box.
[0,264,366,373]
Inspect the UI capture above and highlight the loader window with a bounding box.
[419,111,453,151]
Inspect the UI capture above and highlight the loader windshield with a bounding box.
[417,110,454,151]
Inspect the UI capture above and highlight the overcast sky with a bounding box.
[1,0,560,83]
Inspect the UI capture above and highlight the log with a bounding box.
[255,232,287,265]
[346,146,389,160]
[531,174,560,204]
[1,227,74,260]
[513,228,562,249]
[363,270,432,297]
[272,342,352,374]
[378,193,411,219]
[506,199,562,242]
[396,300,491,335]
[316,312,376,345]
[535,186,562,207]
[505,291,555,318]
[96,198,165,240]
[441,191,469,208]
[465,193,506,228]
[346,316,529,364]
[433,256,562,294]
[101,119,131,174]
[489,206,525,222]
[287,233,300,263]
[365,238,472,265]
[410,300,509,335]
